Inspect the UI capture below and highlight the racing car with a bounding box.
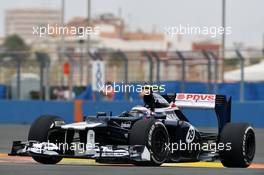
[10,91,255,167]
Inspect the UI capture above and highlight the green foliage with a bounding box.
[224,58,239,66]
[35,51,51,67]
[249,58,261,65]
[108,52,124,67]
[0,34,30,62]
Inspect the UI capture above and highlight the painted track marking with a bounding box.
[0,154,264,168]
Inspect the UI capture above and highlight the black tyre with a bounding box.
[129,118,169,166]
[219,123,255,168]
[28,115,65,164]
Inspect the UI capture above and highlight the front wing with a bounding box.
[9,141,151,162]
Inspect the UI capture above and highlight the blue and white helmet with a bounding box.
[131,106,152,117]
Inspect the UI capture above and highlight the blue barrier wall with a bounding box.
[0,100,73,123]
[0,100,263,128]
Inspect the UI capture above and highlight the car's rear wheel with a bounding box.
[129,118,169,166]
[219,123,255,168]
[28,115,65,164]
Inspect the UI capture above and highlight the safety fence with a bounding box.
[0,49,263,101]
[0,100,263,128]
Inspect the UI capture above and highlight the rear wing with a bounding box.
[163,93,231,133]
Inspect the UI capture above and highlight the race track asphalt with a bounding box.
[0,124,263,175]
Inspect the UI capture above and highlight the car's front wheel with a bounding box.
[129,118,169,166]
[28,115,65,164]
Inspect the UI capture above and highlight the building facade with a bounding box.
[5,8,61,43]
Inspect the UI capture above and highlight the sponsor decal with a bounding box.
[177,93,186,100]
[121,121,131,128]
[166,112,177,120]
[243,127,254,164]
[148,123,156,146]
[87,130,95,146]
[186,126,196,143]
[176,93,216,101]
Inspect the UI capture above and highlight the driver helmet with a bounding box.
[131,106,152,117]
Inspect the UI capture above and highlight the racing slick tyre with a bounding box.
[28,115,65,164]
[129,118,169,166]
[219,123,255,168]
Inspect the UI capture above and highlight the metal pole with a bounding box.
[79,40,84,86]
[40,61,44,100]
[86,0,92,86]
[116,51,128,100]
[16,59,21,100]
[60,0,65,87]
[209,51,219,93]
[203,51,212,93]
[88,52,96,100]
[87,0,91,54]
[176,51,185,92]
[65,54,73,101]
[221,0,226,82]
[143,51,153,83]
[151,52,160,84]
[236,50,244,102]
[69,59,73,100]
[45,64,50,100]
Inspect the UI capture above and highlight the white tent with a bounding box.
[224,61,264,82]
[11,73,40,99]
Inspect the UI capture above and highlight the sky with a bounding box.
[0,0,263,48]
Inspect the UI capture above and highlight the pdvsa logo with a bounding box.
[176,93,186,100]
[176,93,215,101]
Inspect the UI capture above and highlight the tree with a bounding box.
[35,51,51,100]
[1,34,30,99]
[108,52,124,67]
[1,34,30,62]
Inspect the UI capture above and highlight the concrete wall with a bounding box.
[0,100,263,128]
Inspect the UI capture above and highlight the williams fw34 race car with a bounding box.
[10,92,256,167]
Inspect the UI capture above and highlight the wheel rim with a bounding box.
[245,130,255,161]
